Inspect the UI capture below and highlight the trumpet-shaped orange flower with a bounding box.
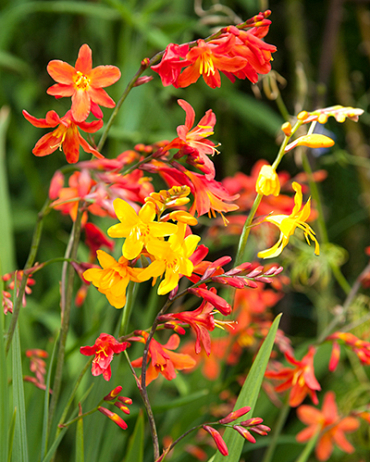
[138,224,201,295]
[80,333,129,381]
[258,182,319,259]
[83,250,143,308]
[47,44,121,122]
[131,331,196,385]
[23,109,103,163]
[107,199,178,260]
[164,99,218,177]
[265,346,321,407]
[296,392,360,461]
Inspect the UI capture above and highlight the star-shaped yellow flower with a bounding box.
[258,182,319,259]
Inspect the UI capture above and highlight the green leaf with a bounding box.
[41,428,68,462]
[0,107,15,273]
[75,407,85,462]
[12,323,29,462]
[41,332,60,460]
[123,410,144,462]
[0,269,9,462]
[7,409,16,462]
[212,314,282,462]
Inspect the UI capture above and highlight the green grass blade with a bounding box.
[41,427,68,462]
[0,107,15,273]
[123,410,144,462]
[7,409,16,462]
[0,271,9,462]
[212,313,282,462]
[12,323,29,462]
[41,332,60,460]
[75,406,85,462]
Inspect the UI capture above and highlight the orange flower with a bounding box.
[23,109,103,163]
[47,44,121,122]
[80,333,129,381]
[130,331,196,385]
[265,346,321,407]
[296,391,360,461]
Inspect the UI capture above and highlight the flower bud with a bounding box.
[98,407,128,430]
[104,386,123,401]
[219,406,251,424]
[233,426,256,443]
[203,426,228,456]
[255,165,280,197]
[281,122,292,136]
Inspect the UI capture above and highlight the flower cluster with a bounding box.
[24,44,121,163]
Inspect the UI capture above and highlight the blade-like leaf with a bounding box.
[12,323,29,462]
[123,410,144,462]
[0,269,9,462]
[212,313,282,462]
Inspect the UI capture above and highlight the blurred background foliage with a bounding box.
[1,0,370,461]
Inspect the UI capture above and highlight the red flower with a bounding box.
[23,109,103,163]
[151,43,189,86]
[130,331,196,385]
[296,392,360,461]
[47,44,121,122]
[164,99,218,178]
[265,346,321,407]
[176,35,247,89]
[80,333,129,381]
[158,298,216,356]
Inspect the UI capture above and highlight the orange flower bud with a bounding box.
[104,386,123,401]
[98,407,128,430]
[255,164,280,197]
[219,406,251,424]
[281,122,292,136]
[297,111,309,121]
[203,426,228,456]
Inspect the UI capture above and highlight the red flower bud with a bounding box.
[203,425,228,456]
[104,386,123,401]
[219,406,251,424]
[98,407,128,430]
[233,426,256,443]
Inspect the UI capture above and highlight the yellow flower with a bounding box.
[255,164,280,197]
[83,250,143,308]
[108,199,178,260]
[138,224,200,295]
[258,182,319,259]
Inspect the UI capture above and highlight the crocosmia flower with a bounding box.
[151,43,189,86]
[107,199,178,261]
[47,44,121,122]
[83,250,143,308]
[258,182,319,259]
[265,346,321,407]
[23,109,103,163]
[130,331,196,385]
[255,164,280,197]
[165,99,218,178]
[80,333,129,381]
[296,391,360,461]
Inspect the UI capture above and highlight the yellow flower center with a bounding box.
[74,71,91,90]
[199,54,216,77]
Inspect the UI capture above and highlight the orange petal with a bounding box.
[47,60,75,84]
[297,405,323,425]
[71,90,91,122]
[75,44,92,74]
[88,86,116,108]
[47,83,74,97]
[90,65,121,87]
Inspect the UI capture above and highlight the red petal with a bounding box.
[88,86,116,108]
[80,345,96,356]
[78,134,104,159]
[23,110,59,128]
[47,83,74,97]
[177,99,195,130]
[63,128,80,163]
[47,60,75,84]
[32,132,60,157]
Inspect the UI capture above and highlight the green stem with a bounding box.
[294,427,321,462]
[119,282,137,337]
[5,198,51,354]
[48,205,84,431]
[59,406,100,428]
[261,401,290,462]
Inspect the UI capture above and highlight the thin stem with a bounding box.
[48,205,84,431]
[294,427,321,462]
[59,406,99,428]
[5,198,51,354]
[119,282,137,337]
[261,401,290,462]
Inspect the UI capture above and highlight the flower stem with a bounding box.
[5,198,51,354]
[294,427,321,462]
[48,205,84,431]
[261,401,290,462]
[119,282,137,337]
